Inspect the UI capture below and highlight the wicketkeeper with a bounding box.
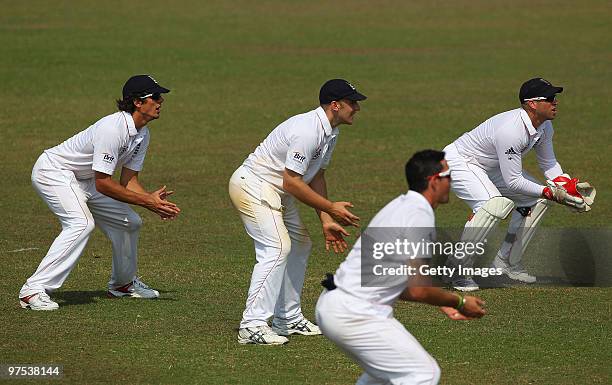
[443,77,596,291]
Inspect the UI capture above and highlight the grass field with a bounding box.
[1,1,611,384]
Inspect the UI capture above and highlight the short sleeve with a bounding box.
[284,129,319,175]
[92,123,125,176]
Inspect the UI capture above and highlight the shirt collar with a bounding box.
[121,111,139,136]
[315,106,333,136]
[405,190,435,214]
[519,108,538,135]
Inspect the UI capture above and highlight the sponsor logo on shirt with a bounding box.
[292,151,306,163]
[103,153,115,163]
[132,143,142,156]
[534,137,541,146]
[312,147,322,160]
[504,147,518,160]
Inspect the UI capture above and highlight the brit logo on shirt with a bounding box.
[504,147,518,160]
[103,153,115,163]
[293,151,306,163]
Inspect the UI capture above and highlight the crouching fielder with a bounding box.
[443,78,596,291]
[316,150,486,385]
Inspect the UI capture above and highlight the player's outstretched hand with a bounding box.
[146,185,181,219]
[328,202,360,227]
[460,296,486,318]
[160,189,174,201]
[322,222,350,254]
[440,306,473,320]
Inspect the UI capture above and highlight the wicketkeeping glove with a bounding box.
[543,175,590,212]
[576,181,596,206]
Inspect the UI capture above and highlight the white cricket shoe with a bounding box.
[492,256,536,283]
[451,277,480,292]
[272,318,322,336]
[107,278,159,299]
[19,292,59,311]
[238,325,289,345]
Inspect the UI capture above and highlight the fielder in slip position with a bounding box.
[229,79,366,345]
[443,78,596,291]
[19,75,181,311]
[316,150,486,385]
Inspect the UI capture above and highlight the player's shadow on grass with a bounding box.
[53,290,107,306]
[54,290,179,306]
[558,229,597,287]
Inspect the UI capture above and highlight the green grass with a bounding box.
[1,1,611,384]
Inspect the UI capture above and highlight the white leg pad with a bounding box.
[463,196,515,243]
[506,199,552,266]
[448,197,514,268]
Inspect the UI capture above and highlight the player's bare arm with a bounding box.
[120,167,148,194]
[309,169,350,253]
[120,167,177,219]
[282,168,359,227]
[400,285,486,320]
[399,260,486,320]
[120,167,174,200]
[95,171,180,218]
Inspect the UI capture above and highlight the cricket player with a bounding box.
[443,78,596,291]
[229,79,366,345]
[316,150,486,385]
[19,75,181,311]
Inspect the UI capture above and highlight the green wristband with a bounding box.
[455,295,465,310]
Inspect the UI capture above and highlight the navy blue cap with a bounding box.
[519,78,563,103]
[319,79,367,104]
[122,75,170,98]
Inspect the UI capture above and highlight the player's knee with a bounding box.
[409,355,441,384]
[429,360,441,384]
[277,237,292,259]
[71,217,95,235]
[125,211,142,232]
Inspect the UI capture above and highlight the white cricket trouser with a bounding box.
[20,153,142,298]
[444,143,546,266]
[316,289,441,385]
[229,166,312,329]
[443,143,540,212]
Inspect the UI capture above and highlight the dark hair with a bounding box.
[116,95,138,113]
[405,150,445,192]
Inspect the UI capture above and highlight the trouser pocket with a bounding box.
[260,182,283,212]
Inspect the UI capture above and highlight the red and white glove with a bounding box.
[552,174,596,206]
[576,181,596,206]
[543,174,594,212]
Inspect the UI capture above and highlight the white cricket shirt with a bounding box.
[333,191,436,311]
[242,107,339,192]
[452,108,563,196]
[44,111,150,180]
